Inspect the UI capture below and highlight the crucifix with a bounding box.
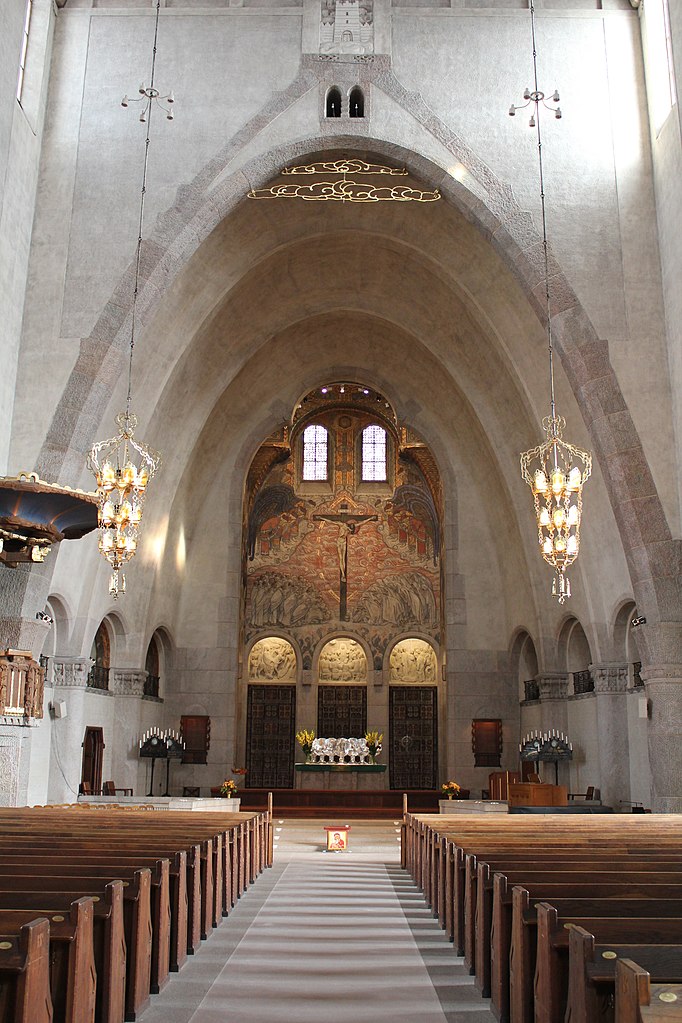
[313,510,377,620]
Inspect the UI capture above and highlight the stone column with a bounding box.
[534,674,569,784]
[591,663,629,809]
[630,622,682,811]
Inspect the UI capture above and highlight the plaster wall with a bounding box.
[7,0,677,551]
[566,693,600,794]
[0,0,54,473]
[644,0,682,527]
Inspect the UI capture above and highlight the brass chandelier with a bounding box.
[513,0,592,603]
[87,0,170,598]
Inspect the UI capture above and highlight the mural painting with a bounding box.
[242,389,443,673]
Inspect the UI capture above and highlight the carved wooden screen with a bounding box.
[246,684,296,788]
[389,686,437,790]
[318,686,367,738]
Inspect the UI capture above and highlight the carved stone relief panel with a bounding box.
[249,638,297,681]
[0,736,21,806]
[390,639,437,683]
[320,0,374,55]
[318,637,368,682]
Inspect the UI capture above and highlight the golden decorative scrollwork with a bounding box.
[249,179,440,203]
[248,159,441,203]
[282,159,407,176]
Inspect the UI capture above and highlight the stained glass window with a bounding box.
[362,424,387,481]
[302,424,328,481]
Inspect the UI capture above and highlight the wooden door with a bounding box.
[317,685,367,738]
[389,686,437,790]
[246,684,296,788]
[81,726,105,795]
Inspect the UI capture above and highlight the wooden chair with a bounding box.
[568,785,595,801]
[102,780,133,797]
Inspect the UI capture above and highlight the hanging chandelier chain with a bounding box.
[516,0,591,604]
[126,0,162,419]
[528,0,558,437]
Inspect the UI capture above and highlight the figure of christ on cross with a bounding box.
[313,511,378,620]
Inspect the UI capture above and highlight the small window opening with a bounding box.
[349,87,365,118]
[362,424,387,481]
[303,424,329,481]
[326,87,342,118]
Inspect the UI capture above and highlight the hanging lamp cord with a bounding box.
[125,0,162,421]
[528,0,558,437]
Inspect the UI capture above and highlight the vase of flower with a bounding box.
[440,780,461,800]
[296,729,315,764]
[365,730,383,765]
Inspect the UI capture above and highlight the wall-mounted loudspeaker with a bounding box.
[51,701,67,719]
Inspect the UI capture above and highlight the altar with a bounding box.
[295,764,387,790]
[295,735,387,790]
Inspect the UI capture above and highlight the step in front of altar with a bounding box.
[240,788,440,816]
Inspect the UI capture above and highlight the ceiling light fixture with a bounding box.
[514,0,592,604]
[87,0,170,598]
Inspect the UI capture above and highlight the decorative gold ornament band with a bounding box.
[249,160,441,203]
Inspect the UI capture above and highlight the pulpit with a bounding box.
[508,782,568,808]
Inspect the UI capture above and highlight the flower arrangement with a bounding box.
[219,779,238,798]
[365,730,383,762]
[296,729,315,760]
[441,780,461,799]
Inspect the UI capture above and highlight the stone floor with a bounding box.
[139,819,496,1022]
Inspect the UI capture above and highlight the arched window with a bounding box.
[88,621,110,690]
[145,636,160,697]
[325,86,341,118]
[361,424,387,481]
[302,424,328,481]
[349,86,364,118]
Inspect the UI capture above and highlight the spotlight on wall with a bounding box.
[631,616,647,628]
[35,611,53,624]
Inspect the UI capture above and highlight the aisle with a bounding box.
[140,819,496,1023]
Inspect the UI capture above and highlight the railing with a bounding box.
[523,679,540,702]
[573,669,594,694]
[144,674,160,698]
[633,661,643,688]
[87,665,109,691]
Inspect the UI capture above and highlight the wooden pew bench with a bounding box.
[535,903,682,1023]
[0,899,96,1023]
[0,872,149,1022]
[617,958,682,1023]
[506,888,682,1023]
[473,862,682,1002]
[567,924,682,1023]
[0,917,52,1023]
[0,883,125,1023]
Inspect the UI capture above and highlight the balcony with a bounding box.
[87,665,109,691]
[573,669,594,695]
[523,679,540,702]
[144,674,160,698]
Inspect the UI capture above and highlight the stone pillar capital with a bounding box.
[110,669,147,697]
[536,673,569,701]
[52,657,92,689]
[590,662,628,694]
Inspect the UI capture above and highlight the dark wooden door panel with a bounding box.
[246,684,296,788]
[317,685,367,737]
[389,686,437,790]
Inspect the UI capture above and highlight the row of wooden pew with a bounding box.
[0,804,272,1023]
[403,812,682,1022]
